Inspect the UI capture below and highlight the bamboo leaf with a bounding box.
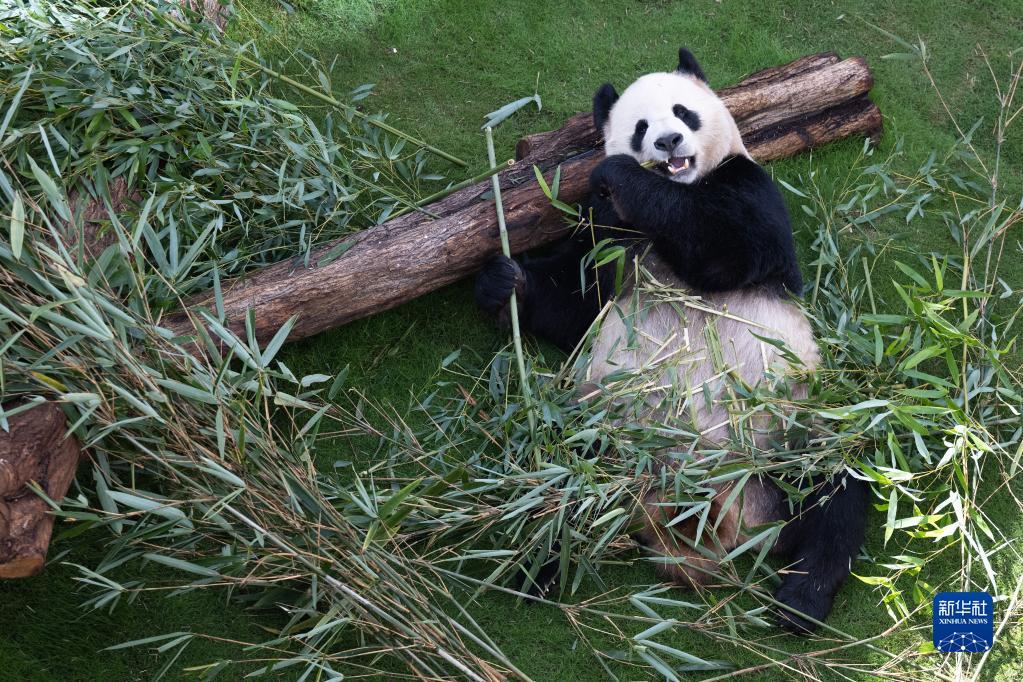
[0,64,32,142]
[261,316,297,367]
[481,94,541,129]
[9,192,24,260]
[105,632,191,651]
[27,156,70,221]
[884,488,897,546]
[142,553,220,578]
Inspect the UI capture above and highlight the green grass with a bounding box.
[3,0,1022,679]
[0,556,266,681]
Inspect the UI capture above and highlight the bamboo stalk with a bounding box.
[485,127,535,434]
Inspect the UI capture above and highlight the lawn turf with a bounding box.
[3,0,1022,679]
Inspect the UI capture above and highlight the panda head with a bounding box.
[593,48,747,184]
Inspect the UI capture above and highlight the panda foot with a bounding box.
[773,578,833,635]
[475,255,526,319]
[775,604,819,635]
[516,542,561,602]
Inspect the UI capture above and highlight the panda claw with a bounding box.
[518,546,561,602]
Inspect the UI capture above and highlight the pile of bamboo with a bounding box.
[3,53,881,578]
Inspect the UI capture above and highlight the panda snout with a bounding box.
[654,132,683,152]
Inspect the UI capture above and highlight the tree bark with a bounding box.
[0,402,81,579]
[63,176,138,263]
[163,54,882,347]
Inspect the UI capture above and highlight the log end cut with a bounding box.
[0,402,81,579]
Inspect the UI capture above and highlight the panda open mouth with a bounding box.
[652,155,696,176]
[666,155,695,175]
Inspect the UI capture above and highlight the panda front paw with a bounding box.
[589,154,642,198]
[475,255,527,319]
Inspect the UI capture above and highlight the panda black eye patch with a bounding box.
[673,104,701,131]
[630,119,648,152]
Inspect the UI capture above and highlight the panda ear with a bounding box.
[676,48,708,83]
[592,83,619,133]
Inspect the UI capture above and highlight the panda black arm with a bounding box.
[590,154,803,295]
[475,193,621,351]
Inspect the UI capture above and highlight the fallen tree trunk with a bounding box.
[164,54,882,346]
[0,402,81,579]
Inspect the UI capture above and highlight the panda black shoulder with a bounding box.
[683,155,802,295]
[700,155,790,232]
[590,153,802,295]
[675,155,801,295]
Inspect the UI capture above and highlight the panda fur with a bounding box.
[475,48,869,633]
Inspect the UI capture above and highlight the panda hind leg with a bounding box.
[772,474,870,634]
[634,490,720,588]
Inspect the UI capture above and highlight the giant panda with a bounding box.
[475,48,869,633]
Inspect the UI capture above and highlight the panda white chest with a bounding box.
[584,254,819,445]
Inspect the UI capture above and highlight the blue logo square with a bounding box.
[933,592,993,652]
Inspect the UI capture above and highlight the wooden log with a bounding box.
[0,402,81,579]
[514,53,862,162]
[163,54,881,347]
[165,152,598,344]
[173,0,229,30]
[746,96,882,162]
[513,112,600,171]
[63,176,138,263]
[718,52,841,90]
[725,57,874,133]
